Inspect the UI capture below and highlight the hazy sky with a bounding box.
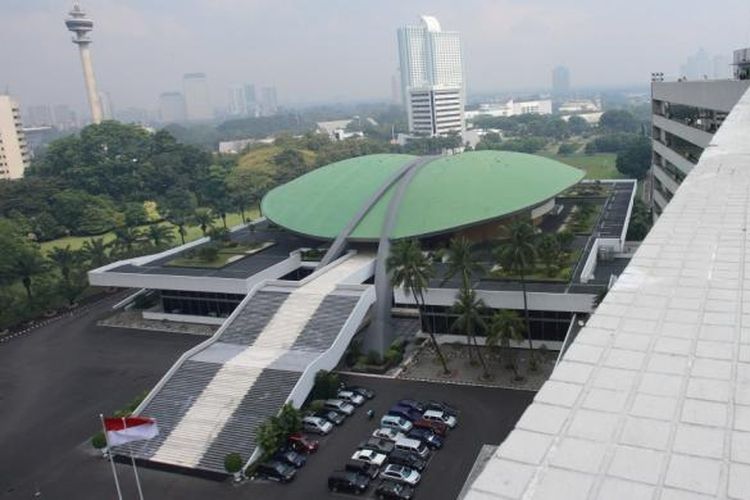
[2,0,749,114]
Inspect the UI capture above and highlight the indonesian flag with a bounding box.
[103,416,159,446]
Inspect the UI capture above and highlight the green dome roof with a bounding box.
[261,150,584,240]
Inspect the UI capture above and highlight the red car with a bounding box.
[413,418,448,437]
[288,433,319,453]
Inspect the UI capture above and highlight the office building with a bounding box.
[158,92,187,124]
[650,48,750,218]
[228,84,257,117]
[465,98,553,120]
[397,15,465,136]
[552,65,571,97]
[0,95,31,180]
[64,3,103,124]
[182,73,212,122]
[25,105,54,127]
[259,86,278,116]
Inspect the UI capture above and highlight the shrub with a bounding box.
[308,399,325,413]
[224,453,244,474]
[197,243,220,262]
[384,347,403,367]
[311,370,340,400]
[366,350,382,365]
[91,432,107,449]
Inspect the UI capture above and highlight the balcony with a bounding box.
[652,114,713,149]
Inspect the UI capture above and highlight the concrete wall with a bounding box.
[652,80,750,112]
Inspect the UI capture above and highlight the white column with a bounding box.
[78,43,103,124]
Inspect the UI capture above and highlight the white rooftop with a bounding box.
[465,87,750,499]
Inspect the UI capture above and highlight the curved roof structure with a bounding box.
[261,150,584,241]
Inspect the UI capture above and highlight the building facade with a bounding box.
[182,73,212,122]
[259,86,278,116]
[158,92,187,124]
[397,15,464,136]
[0,95,31,180]
[650,51,750,218]
[552,65,571,97]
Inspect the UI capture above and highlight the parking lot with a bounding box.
[246,374,534,500]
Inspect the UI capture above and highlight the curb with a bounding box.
[397,374,538,392]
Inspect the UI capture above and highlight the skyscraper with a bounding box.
[260,86,278,116]
[0,95,31,180]
[182,73,212,121]
[159,92,187,123]
[64,3,103,124]
[397,15,464,136]
[228,84,257,117]
[552,65,571,97]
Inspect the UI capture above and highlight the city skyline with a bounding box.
[2,0,749,115]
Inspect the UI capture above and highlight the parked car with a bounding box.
[387,405,422,422]
[375,479,416,500]
[386,449,427,472]
[422,409,457,428]
[359,437,395,455]
[397,399,426,413]
[302,416,333,435]
[381,415,413,433]
[408,428,443,449]
[288,433,319,453]
[255,460,296,483]
[380,464,421,486]
[337,390,366,406]
[393,436,430,459]
[426,400,458,417]
[352,449,387,467]
[328,470,370,494]
[373,427,404,442]
[273,448,306,468]
[314,409,346,425]
[413,418,448,437]
[324,399,355,415]
[345,459,380,480]
[348,386,375,399]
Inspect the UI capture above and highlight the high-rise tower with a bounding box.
[65,3,103,124]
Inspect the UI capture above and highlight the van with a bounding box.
[394,436,430,458]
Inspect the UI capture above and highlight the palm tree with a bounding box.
[147,224,176,248]
[112,226,142,255]
[15,248,50,300]
[496,221,538,369]
[537,234,561,277]
[194,208,214,236]
[451,284,489,378]
[48,245,78,283]
[388,239,450,375]
[82,238,110,268]
[488,309,525,380]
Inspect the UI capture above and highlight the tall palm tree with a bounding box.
[451,284,489,378]
[82,238,110,268]
[388,239,450,375]
[147,224,176,248]
[194,208,214,236]
[15,248,50,300]
[112,226,142,255]
[488,309,525,380]
[537,234,561,277]
[48,245,78,283]
[496,221,538,369]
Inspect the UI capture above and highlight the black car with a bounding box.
[345,459,380,479]
[255,460,296,483]
[375,479,416,500]
[314,409,346,425]
[426,400,458,417]
[348,386,375,399]
[397,399,426,413]
[387,449,427,472]
[273,448,307,468]
[359,437,395,455]
[408,428,444,449]
[328,470,370,494]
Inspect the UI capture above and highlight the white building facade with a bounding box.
[398,16,465,136]
[0,95,31,180]
[182,73,212,122]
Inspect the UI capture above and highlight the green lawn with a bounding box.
[39,209,259,253]
[165,241,275,269]
[546,153,622,180]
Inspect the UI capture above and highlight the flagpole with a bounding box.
[122,417,145,500]
[99,414,123,500]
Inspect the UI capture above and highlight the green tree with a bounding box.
[451,284,489,378]
[82,238,110,268]
[277,404,302,437]
[496,221,538,369]
[615,136,651,179]
[626,199,652,241]
[160,188,197,244]
[388,239,450,375]
[567,115,589,135]
[48,245,79,283]
[14,248,50,300]
[112,226,142,255]
[194,208,214,236]
[256,417,285,458]
[487,310,525,380]
[599,109,638,133]
[147,224,176,248]
[537,234,561,276]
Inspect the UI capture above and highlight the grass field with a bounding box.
[546,153,621,180]
[39,209,260,253]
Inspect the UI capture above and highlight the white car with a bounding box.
[337,390,366,406]
[422,409,458,428]
[380,415,413,433]
[380,464,421,485]
[351,449,387,467]
[302,416,333,435]
[372,427,404,442]
[324,399,355,415]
